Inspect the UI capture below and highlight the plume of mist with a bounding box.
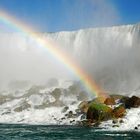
[0,33,75,90]
[50,23,140,96]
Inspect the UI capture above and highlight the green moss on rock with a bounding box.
[87,102,112,122]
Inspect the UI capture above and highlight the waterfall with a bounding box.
[47,23,140,94]
[0,23,140,95]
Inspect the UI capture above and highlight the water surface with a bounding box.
[0,124,139,140]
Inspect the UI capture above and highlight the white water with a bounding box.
[1,23,140,94]
[100,108,140,131]
[0,23,140,129]
[47,23,140,94]
[0,80,85,125]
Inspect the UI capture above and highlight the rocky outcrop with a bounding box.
[106,95,140,108]
[78,97,108,114]
[51,88,61,100]
[91,97,106,104]
[124,96,140,108]
[78,101,89,113]
[78,95,140,126]
[62,106,69,113]
[112,105,126,118]
[86,103,113,122]
[110,95,127,100]
[104,97,115,105]
[14,101,31,112]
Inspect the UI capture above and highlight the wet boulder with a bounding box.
[124,96,140,108]
[79,119,95,126]
[104,97,116,105]
[0,95,12,105]
[110,95,126,100]
[78,101,89,113]
[51,88,61,100]
[112,119,118,124]
[78,97,108,114]
[112,105,126,118]
[110,94,129,104]
[91,97,107,104]
[48,100,64,107]
[14,101,31,112]
[119,96,130,105]
[65,111,76,118]
[67,111,73,118]
[86,103,113,122]
[62,106,69,113]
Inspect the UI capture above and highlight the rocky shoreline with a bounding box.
[62,94,140,129]
[0,85,140,127]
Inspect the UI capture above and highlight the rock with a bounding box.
[80,114,86,120]
[78,97,108,114]
[71,101,77,105]
[48,100,64,107]
[62,106,69,113]
[77,95,140,126]
[75,109,83,117]
[124,96,140,108]
[110,95,127,100]
[135,127,138,130]
[67,111,74,118]
[112,119,118,124]
[112,125,119,127]
[75,109,81,114]
[86,103,113,122]
[70,120,75,123]
[78,101,89,113]
[119,119,124,123]
[120,96,130,105]
[51,88,61,100]
[91,97,106,104]
[61,117,66,120]
[14,101,31,112]
[2,111,11,115]
[80,119,94,126]
[34,102,48,109]
[104,97,116,105]
[27,85,44,96]
[110,95,129,104]
[0,95,12,105]
[18,119,25,122]
[93,122,101,127]
[112,105,126,118]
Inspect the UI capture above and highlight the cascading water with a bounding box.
[0,23,140,127]
[48,23,140,95]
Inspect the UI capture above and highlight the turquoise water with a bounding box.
[0,124,139,140]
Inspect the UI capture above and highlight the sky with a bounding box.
[0,0,140,32]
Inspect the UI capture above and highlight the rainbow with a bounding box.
[0,10,107,99]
